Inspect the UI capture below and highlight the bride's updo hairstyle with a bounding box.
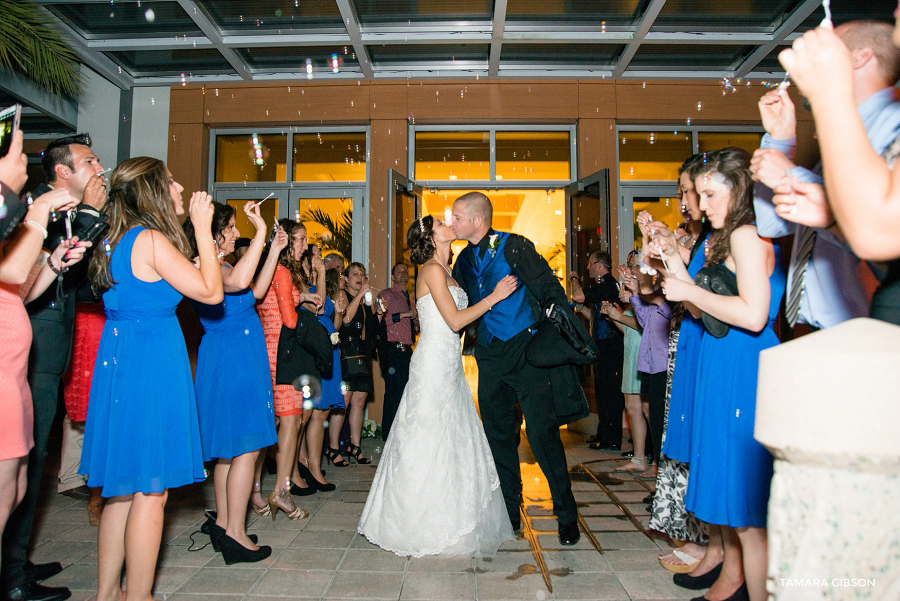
[406,215,436,265]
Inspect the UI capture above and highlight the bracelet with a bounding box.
[483,299,493,310]
[24,220,48,239]
[48,255,67,275]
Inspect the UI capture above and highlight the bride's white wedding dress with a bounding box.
[358,285,515,557]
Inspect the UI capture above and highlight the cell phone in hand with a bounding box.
[0,104,22,157]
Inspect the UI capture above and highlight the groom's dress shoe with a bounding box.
[2,581,71,601]
[558,522,580,546]
[23,563,62,584]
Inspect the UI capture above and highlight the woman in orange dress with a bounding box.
[254,220,322,512]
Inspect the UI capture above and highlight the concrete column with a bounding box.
[130,86,170,162]
[756,318,900,600]
[76,66,121,166]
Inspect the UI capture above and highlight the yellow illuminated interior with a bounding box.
[225,198,280,241]
[420,188,567,280]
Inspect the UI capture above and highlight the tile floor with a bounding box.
[32,431,698,600]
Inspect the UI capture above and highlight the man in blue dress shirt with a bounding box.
[750,20,900,330]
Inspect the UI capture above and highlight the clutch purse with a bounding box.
[694,263,738,338]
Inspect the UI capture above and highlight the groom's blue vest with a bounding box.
[455,232,534,344]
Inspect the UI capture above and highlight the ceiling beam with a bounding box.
[335,0,374,78]
[176,0,252,81]
[222,33,352,47]
[613,0,668,77]
[489,0,508,76]
[86,37,214,51]
[735,0,822,78]
[0,70,78,129]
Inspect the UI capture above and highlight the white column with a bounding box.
[756,317,900,600]
[76,66,121,166]
[130,86,170,161]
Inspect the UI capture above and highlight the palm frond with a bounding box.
[0,0,83,98]
[302,207,353,260]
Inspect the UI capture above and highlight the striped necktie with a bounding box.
[785,226,816,327]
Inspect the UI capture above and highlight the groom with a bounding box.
[450,192,580,545]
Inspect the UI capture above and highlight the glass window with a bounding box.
[368,45,489,68]
[351,0,492,25]
[292,132,367,182]
[500,44,624,68]
[653,0,806,29]
[106,49,236,77]
[237,47,360,73]
[506,0,649,26]
[202,0,344,33]
[46,2,201,39]
[415,132,491,181]
[224,197,281,244]
[627,44,755,71]
[619,131,692,181]
[495,131,570,180]
[215,133,288,183]
[296,197,353,262]
[698,132,764,155]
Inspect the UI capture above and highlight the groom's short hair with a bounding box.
[456,192,493,224]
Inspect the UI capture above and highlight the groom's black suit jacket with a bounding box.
[453,231,589,425]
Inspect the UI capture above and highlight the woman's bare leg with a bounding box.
[96,495,131,601]
[736,526,767,601]
[690,524,724,576]
[250,451,266,510]
[705,526,745,601]
[348,391,368,459]
[0,457,28,576]
[213,460,230,529]
[306,409,331,484]
[121,491,167,601]
[275,415,301,493]
[224,451,259,549]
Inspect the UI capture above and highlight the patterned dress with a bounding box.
[648,328,707,543]
[256,264,303,416]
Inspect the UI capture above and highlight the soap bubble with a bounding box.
[293,374,322,403]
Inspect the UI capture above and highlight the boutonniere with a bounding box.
[488,233,500,257]
[330,332,340,346]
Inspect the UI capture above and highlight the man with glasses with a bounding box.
[570,251,625,451]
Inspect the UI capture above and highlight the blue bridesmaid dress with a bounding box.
[82,227,206,497]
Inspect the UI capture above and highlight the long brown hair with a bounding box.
[691,147,755,266]
[90,157,190,293]
[280,221,309,294]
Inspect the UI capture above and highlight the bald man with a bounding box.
[450,192,580,546]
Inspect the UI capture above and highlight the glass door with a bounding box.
[213,188,283,241]
[617,184,679,260]
[387,169,422,280]
[565,169,610,292]
[288,188,366,266]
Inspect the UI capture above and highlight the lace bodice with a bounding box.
[415,286,468,339]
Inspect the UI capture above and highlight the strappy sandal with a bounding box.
[325,447,349,467]
[266,488,309,521]
[250,481,271,516]
[347,443,372,465]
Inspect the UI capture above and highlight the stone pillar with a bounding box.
[755,318,900,600]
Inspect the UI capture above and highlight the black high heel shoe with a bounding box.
[297,459,325,480]
[218,533,272,565]
[308,475,336,492]
[347,443,372,465]
[290,481,318,497]
[206,521,258,553]
[325,447,349,467]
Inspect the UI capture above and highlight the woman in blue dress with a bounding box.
[652,147,784,601]
[82,157,223,601]
[184,201,293,564]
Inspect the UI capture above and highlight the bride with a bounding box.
[358,215,517,557]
